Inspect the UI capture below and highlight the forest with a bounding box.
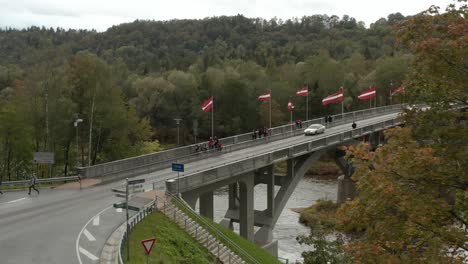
[0,1,466,262]
[0,12,411,180]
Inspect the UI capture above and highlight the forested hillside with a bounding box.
[0,13,410,180]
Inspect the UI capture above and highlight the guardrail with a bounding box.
[166,191,261,264]
[168,115,403,193]
[78,104,404,182]
[2,176,81,188]
[118,199,157,264]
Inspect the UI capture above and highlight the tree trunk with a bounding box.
[92,124,102,165]
[88,85,96,166]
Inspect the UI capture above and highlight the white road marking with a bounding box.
[83,229,96,242]
[92,215,99,226]
[79,246,99,261]
[116,208,122,213]
[0,197,26,205]
[76,205,112,264]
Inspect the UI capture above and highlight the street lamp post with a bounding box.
[74,118,83,167]
[174,118,182,147]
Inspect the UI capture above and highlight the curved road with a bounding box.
[0,112,399,263]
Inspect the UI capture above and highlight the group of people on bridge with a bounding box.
[194,136,223,152]
[252,127,270,139]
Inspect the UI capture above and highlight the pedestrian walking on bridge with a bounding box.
[28,173,39,195]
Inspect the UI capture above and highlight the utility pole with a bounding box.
[74,118,83,167]
[174,119,182,147]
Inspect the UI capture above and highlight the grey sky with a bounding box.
[0,0,455,32]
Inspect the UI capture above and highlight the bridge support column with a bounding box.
[199,191,214,220]
[181,192,198,210]
[228,183,239,210]
[266,165,275,217]
[335,154,357,204]
[370,131,382,150]
[239,173,254,241]
[255,165,275,244]
[337,176,357,204]
[220,183,238,230]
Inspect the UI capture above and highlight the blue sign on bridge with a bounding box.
[172,163,184,172]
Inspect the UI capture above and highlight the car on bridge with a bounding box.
[304,124,325,135]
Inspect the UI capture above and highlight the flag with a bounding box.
[258,90,271,101]
[390,86,405,96]
[358,87,376,100]
[296,86,308,97]
[288,98,294,111]
[201,96,213,112]
[322,88,344,106]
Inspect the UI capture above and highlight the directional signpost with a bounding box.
[172,163,184,194]
[141,237,156,264]
[111,178,146,261]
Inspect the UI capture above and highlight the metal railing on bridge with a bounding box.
[1,176,81,189]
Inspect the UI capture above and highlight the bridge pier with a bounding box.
[239,173,255,241]
[199,191,214,220]
[335,154,357,204]
[369,131,383,150]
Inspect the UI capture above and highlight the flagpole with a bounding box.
[290,110,292,132]
[341,86,344,119]
[211,96,214,138]
[269,91,271,131]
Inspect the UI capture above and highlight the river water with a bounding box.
[210,177,338,263]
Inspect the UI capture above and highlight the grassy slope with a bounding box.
[173,199,280,264]
[121,212,215,264]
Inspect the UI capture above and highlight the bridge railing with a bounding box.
[168,116,403,193]
[78,104,404,182]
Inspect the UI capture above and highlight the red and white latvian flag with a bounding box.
[390,86,405,96]
[258,90,271,101]
[201,96,213,112]
[288,98,295,111]
[296,86,308,97]
[322,88,344,106]
[357,87,376,100]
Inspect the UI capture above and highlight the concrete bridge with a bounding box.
[78,104,404,255]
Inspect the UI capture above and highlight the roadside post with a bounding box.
[171,163,184,194]
[141,237,156,264]
[111,178,146,261]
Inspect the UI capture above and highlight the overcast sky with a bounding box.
[0,0,455,32]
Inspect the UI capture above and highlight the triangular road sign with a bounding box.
[141,237,156,255]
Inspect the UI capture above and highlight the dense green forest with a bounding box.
[0,13,411,180]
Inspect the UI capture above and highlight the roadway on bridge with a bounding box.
[141,112,399,187]
[0,111,399,263]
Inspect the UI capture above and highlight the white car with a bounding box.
[304,124,325,135]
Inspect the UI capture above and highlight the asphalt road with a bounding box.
[0,111,399,264]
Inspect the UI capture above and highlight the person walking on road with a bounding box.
[0,179,3,195]
[28,173,39,195]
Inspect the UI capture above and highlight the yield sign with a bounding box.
[141,237,156,255]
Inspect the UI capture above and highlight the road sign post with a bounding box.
[141,237,156,264]
[172,163,184,194]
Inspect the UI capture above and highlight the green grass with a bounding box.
[173,199,281,264]
[121,212,215,264]
[299,199,339,231]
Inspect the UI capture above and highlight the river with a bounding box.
[210,177,338,263]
